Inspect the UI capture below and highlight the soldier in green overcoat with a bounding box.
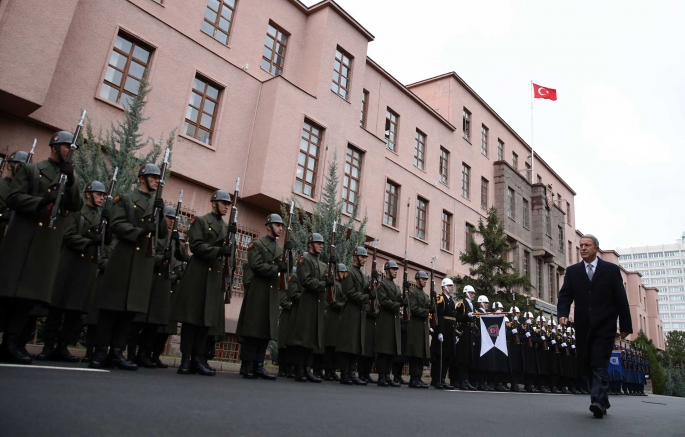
[37,181,109,363]
[277,268,298,377]
[374,260,406,387]
[406,271,433,388]
[0,150,29,243]
[133,205,187,368]
[320,264,346,381]
[0,132,83,364]
[236,213,289,380]
[286,233,331,383]
[171,189,232,377]
[90,163,167,371]
[336,246,373,385]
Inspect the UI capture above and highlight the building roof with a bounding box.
[290,0,375,41]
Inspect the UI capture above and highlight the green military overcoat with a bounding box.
[286,252,326,351]
[277,274,297,349]
[171,213,226,328]
[374,277,403,355]
[0,159,82,304]
[323,279,345,349]
[98,190,167,313]
[83,240,116,326]
[236,236,283,341]
[335,265,369,355]
[51,204,102,312]
[405,287,432,359]
[0,177,11,238]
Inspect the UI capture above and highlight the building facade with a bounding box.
[0,0,662,350]
[617,232,685,337]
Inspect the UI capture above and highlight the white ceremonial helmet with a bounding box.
[550,319,557,326]
[566,327,572,333]
[477,295,489,303]
[441,278,454,288]
[510,306,521,314]
[536,315,546,323]
[463,285,475,295]
[524,311,534,319]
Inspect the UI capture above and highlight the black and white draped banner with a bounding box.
[478,315,509,373]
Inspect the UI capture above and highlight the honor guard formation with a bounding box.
[0,126,648,398]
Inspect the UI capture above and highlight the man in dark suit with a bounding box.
[558,234,632,419]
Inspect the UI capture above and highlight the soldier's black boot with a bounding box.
[539,385,551,393]
[191,356,215,376]
[331,371,340,381]
[409,378,422,388]
[350,371,367,386]
[440,379,454,390]
[137,351,157,369]
[239,360,246,376]
[254,361,277,380]
[305,367,322,383]
[89,348,108,369]
[495,382,508,392]
[177,354,191,375]
[286,365,295,379]
[55,344,80,363]
[152,352,168,368]
[387,374,401,387]
[294,366,307,382]
[242,361,255,379]
[478,381,489,391]
[110,348,138,371]
[339,371,353,385]
[36,343,54,361]
[203,357,216,375]
[4,335,32,365]
[81,347,94,364]
[365,373,377,384]
[377,376,389,387]
[322,369,335,381]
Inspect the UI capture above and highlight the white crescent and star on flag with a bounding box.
[537,87,549,96]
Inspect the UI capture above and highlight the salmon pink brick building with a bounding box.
[0,0,662,351]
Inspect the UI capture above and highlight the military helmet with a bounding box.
[307,233,324,244]
[8,151,29,164]
[163,205,176,217]
[441,278,454,288]
[523,312,534,319]
[138,163,162,177]
[211,190,232,203]
[510,306,521,314]
[491,301,503,309]
[85,181,107,193]
[384,260,399,270]
[415,271,429,280]
[463,285,475,295]
[353,246,368,257]
[49,131,74,146]
[337,263,348,273]
[477,295,489,303]
[536,315,546,323]
[178,232,186,242]
[265,213,283,225]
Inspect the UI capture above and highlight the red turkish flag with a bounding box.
[533,84,557,101]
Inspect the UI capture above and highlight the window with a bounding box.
[481,125,489,156]
[549,265,556,300]
[295,119,323,197]
[545,208,551,237]
[649,252,664,258]
[331,47,352,100]
[439,147,449,185]
[441,211,452,251]
[566,202,571,225]
[183,75,221,145]
[523,250,531,277]
[497,139,504,160]
[558,226,564,253]
[480,178,489,210]
[619,254,632,260]
[201,0,237,45]
[651,261,665,267]
[512,152,518,170]
[634,253,647,259]
[537,259,544,296]
[384,108,399,152]
[415,197,428,240]
[507,187,515,220]
[667,260,682,266]
[414,130,426,170]
[665,251,680,258]
[465,223,475,248]
[462,108,471,141]
[260,22,288,76]
[568,241,572,264]
[525,162,531,182]
[360,90,369,128]
[342,146,362,214]
[522,199,529,229]
[100,33,152,108]
[384,180,399,227]
[576,247,580,263]
[667,269,683,275]
[461,163,470,199]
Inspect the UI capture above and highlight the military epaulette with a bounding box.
[248,242,255,250]
[456,300,463,308]
[114,195,121,203]
[343,272,349,278]
[436,295,444,304]
[190,217,195,225]
[288,275,292,281]
[299,255,305,265]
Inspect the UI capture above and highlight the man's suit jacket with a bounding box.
[557,257,632,370]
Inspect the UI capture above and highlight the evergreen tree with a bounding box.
[665,331,685,369]
[452,206,531,310]
[281,150,367,267]
[73,75,175,198]
[635,330,666,395]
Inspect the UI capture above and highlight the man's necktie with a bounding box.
[587,264,594,281]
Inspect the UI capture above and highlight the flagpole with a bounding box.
[530,81,535,184]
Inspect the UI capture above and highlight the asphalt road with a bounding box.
[1,363,683,437]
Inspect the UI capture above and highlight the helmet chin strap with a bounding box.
[54,145,66,163]
[143,175,153,192]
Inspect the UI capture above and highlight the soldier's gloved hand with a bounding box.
[227,222,238,234]
[430,290,437,299]
[217,245,231,257]
[59,161,75,186]
[162,250,172,261]
[403,280,411,290]
[438,333,444,342]
[371,270,379,279]
[329,254,337,264]
[175,271,184,283]
[325,277,335,288]
[467,312,474,317]
[152,198,165,212]
[284,240,293,251]
[368,289,376,300]
[171,230,180,241]
[429,328,434,334]
[37,188,59,211]
[278,262,288,272]
[88,233,102,247]
[400,297,408,307]
[101,208,110,220]
[138,222,156,240]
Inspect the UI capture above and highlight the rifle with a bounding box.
[524,302,533,347]
[223,178,240,304]
[166,190,183,279]
[93,167,118,263]
[146,148,170,257]
[48,110,86,228]
[278,201,295,291]
[539,309,549,351]
[26,139,36,164]
[401,251,410,321]
[0,145,8,178]
[511,291,520,344]
[368,239,380,314]
[325,220,337,304]
[429,256,438,326]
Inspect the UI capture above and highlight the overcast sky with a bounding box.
[304,0,685,250]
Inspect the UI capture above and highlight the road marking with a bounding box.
[642,401,667,405]
[0,364,109,373]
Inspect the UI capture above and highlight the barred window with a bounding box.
[481,125,489,156]
[295,120,323,197]
[384,108,399,152]
[523,251,530,277]
[414,130,426,170]
[512,152,518,170]
[201,0,237,45]
[497,139,504,160]
[480,178,488,210]
[415,197,428,240]
[384,180,400,227]
[260,22,288,76]
[461,163,470,199]
[331,47,352,100]
[342,146,362,214]
[507,187,515,220]
[100,33,152,108]
[523,199,530,229]
[439,147,449,185]
[183,75,221,145]
[462,108,471,141]
[441,211,452,251]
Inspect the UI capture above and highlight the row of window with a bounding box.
[623,260,684,269]
[637,269,683,276]
[621,251,683,261]
[664,323,685,329]
[660,304,685,311]
[662,314,685,319]
[643,277,684,285]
